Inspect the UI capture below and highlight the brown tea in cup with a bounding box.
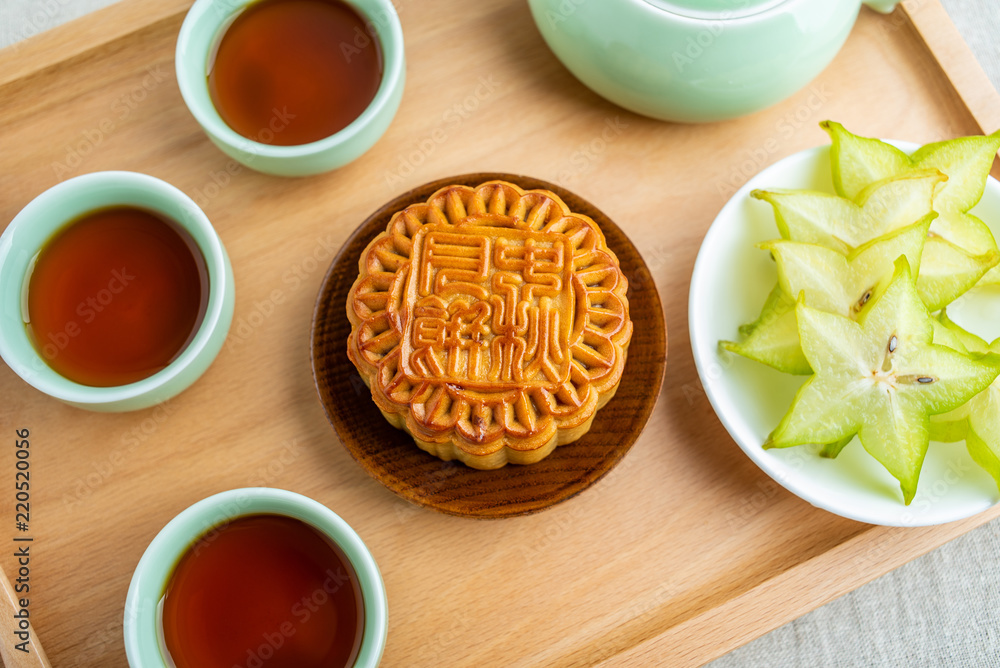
[160,514,365,668]
[208,0,383,146]
[26,206,207,387]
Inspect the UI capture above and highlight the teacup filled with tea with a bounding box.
[123,488,388,668]
[176,0,406,176]
[0,171,234,411]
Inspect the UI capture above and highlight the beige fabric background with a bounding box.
[1,1,999,665]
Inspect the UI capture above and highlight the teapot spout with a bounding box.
[863,0,900,14]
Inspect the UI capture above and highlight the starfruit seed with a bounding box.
[854,289,874,314]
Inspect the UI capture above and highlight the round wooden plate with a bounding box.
[310,173,667,518]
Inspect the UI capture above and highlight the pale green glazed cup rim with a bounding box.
[638,0,793,21]
[0,171,232,408]
[175,0,405,162]
[123,488,388,668]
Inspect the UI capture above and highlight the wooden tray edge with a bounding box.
[0,0,191,90]
[1,0,998,665]
[903,0,1000,134]
[598,504,1000,666]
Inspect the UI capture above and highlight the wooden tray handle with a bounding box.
[0,564,51,668]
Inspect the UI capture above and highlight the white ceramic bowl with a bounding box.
[689,142,1000,526]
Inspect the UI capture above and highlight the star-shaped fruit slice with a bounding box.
[765,258,1000,504]
[751,169,944,253]
[927,313,1000,492]
[722,294,806,375]
[765,217,931,317]
[934,309,989,355]
[721,219,931,375]
[822,121,1000,304]
[822,121,1000,206]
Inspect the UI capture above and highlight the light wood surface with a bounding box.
[0,564,51,668]
[903,0,1000,137]
[1,1,999,666]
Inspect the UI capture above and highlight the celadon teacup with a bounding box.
[527,0,900,122]
[175,0,406,177]
[123,488,388,668]
[0,171,234,412]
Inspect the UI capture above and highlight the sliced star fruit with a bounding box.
[822,122,913,201]
[967,427,1000,495]
[765,258,1000,504]
[981,256,1000,286]
[738,284,791,337]
[918,223,999,311]
[822,121,1000,300]
[936,309,989,355]
[721,297,808,375]
[823,311,965,457]
[819,434,855,459]
[929,316,970,356]
[721,219,931,375]
[776,277,982,460]
[765,217,931,317]
[926,311,984,443]
[751,169,944,253]
[928,317,1000,493]
[822,121,1000,206]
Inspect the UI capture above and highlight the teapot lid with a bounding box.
[641,0,791,20]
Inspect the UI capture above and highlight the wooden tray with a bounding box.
[311,173,666,518]
[2,1,999,665]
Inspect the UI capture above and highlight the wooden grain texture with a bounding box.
[0,564,51,667]
[312,173,666,518]
[902,0,1000,136]
[0,0,997,666]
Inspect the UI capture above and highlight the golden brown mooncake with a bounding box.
[346,180,632,469]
